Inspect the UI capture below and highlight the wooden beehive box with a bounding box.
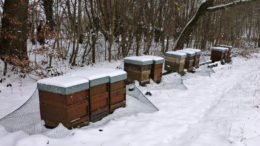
[184,48,201,68]
[220,45,232,63]
[124,56,153,85]
[37,76,90,129]
[109,70,127,113]
[211,47,228,63]
[178,50,196,72]
[165,51,187,74]
[151,56,164,83]
[88,74,110,122]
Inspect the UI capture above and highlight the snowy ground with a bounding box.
[1,52,260,146]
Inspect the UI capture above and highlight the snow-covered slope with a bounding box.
[1,53,260,146]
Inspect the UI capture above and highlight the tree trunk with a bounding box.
[258,10,260,47]
[43,0,55,30]
[174,0,214,50]
[0,0,29,63]
[72,0,82,66]
[174,0,258,50]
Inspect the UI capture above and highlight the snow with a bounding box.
[0,77,37,119]
[37,76,89,88]
[124,55,164,65]
[108,70,126,78]
[211,47,229,52]
[124,56,154,63]
[1,52,260,146]
[178,50,196,56]
[184,48,202,54]
[165,51,187,58]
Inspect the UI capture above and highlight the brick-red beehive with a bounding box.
[178,50,195,72]
[109,70,127,113]
[88,74,110,122]
[184,48,201,68]
[38,76,90,129]
[151,57,164,83]
[211,47,228,63]
[165,51,187,74]
[124,56,153,85]
[220,45,232,63]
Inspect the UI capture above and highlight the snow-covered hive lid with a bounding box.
[124,56,153,65]
[165,51,187,58]
[211,47,228,52]
[74,70,110,87]
[184,48,201,54]
[141,55,165,64]
[108,70,127,83]
[178,50,196,57]
[37,76,89,95]
[219,45,232,49]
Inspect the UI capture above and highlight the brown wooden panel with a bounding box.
[40,103,67,122]
[110,88,126,97]
[110,101,126,113]
[153,64,163,69]
[194,54,200,68]
[90,106,109,122]
[165,60,185,73]
[67,102,89,121]
[126,70,150,84]
[44,115,89,129]
[89,83,109,96]
[166,57,186,64]
[39,90,88,107]
[40,101,89,125]
[90,92,109,112]
[211,50,225,62]
[110,80,126,91]
[111,94,126,104]
[124,63,151,72]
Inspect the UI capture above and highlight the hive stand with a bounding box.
[211,47,228,63]
[109,71,127,113]
[165,51,187,74]
[37,77,90,129]
[124,56,153,85]
[178,50,196,72]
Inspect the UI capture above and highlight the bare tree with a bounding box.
[0,0,29,75]
[174,0,260,50]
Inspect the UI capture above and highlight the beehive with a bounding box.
[88,74,110,122]
[211,47,228,63]
[165,51,187,74]
[178,50,196,72]
[109,70,127,113]
[37,76,90,128]
[220,45,232,63]
[150,56,164,83]
[124,56,153,85]
[184,48,201,68]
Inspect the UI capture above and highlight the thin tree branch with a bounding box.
[207,0,259,12]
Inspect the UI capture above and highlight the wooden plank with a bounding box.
[90,92,109,112]
[110,80,126,91]
[110,101,126,113]
[89,83,109,96]
[40,101,89,128]
[39,90,88,107]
